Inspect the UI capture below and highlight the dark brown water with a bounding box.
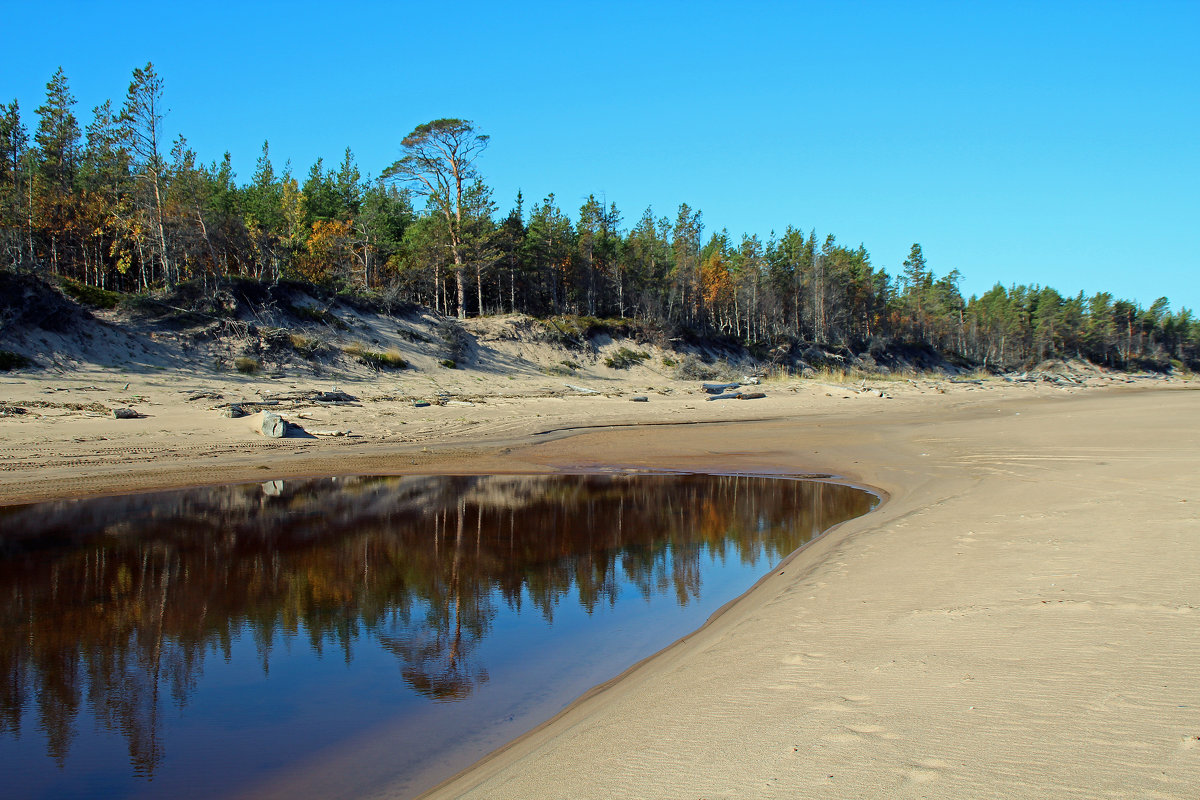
[0,473,875,799]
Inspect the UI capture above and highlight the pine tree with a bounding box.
[383,119,490,318]
[0,100,30,268]
[34,67,82,274]
[121,63,172,285]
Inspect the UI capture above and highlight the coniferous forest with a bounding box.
[2,65,1197,371]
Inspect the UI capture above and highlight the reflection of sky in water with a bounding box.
[0,474,875,799]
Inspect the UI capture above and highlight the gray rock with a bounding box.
[113,407,138,419]
[224,404,246,418]
[630,395,649,402]
[261,411,286,438]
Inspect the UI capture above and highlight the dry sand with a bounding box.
[1,365,1197,799]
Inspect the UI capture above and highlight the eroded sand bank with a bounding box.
[1,372,1197,798]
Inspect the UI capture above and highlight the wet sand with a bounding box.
[2,372,1198,798]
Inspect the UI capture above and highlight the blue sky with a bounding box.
[3,0,1197,309]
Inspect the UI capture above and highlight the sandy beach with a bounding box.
[1,366,1197,798]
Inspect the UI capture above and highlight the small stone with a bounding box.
[224,404,246,418]
[630,395,649,402]
[113,407,138,419]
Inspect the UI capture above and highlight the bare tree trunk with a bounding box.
[152,175,171,284]
[617,272,624,318]
[196,205,218,281]
[453,258,466,319]
[476,262,483,317]
[434,261,442,315]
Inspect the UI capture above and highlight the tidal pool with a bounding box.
[0,473,876,799]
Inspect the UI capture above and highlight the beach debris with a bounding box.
[701,382,742,394]
[707,390,766,401]
[310,429,349,436]
[261,411,286,438]
[445,400,476,407]
[630,395,649,402]
[563,383,601,394]
[260,389,357,404]
[414,400,431,407]
[112,407,139,419]
[740,376,761,385]
[313,390,357,403]
[186,391,223,402]
[224,404,247,418]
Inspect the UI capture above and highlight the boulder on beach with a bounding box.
[261,412,286,438]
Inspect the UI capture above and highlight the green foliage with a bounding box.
[362,351,407,369]
[538,315,645,350]
[0,350,33,370]
[234,357,260,374]
[58,276,120,309]
[345,343,407,370]
[288,333,327,359]
[290,304,348,330]
[439,359,456,369]
[604,347,650,369]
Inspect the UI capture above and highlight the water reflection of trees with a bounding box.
[0,474,873,773]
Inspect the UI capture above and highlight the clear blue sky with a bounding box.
[4,0,1197,310]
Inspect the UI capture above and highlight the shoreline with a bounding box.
[3,373,1199,798]
[418,387,1199,799]
[417,475,888,798]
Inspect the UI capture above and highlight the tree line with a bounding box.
[2,65,1197,370]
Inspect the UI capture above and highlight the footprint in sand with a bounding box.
[813,694,872,714]
[847,724,898,740]
[823,724,898,745]
[902,767,941,785]
[781,651,828,666]
[902,758,950,785]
